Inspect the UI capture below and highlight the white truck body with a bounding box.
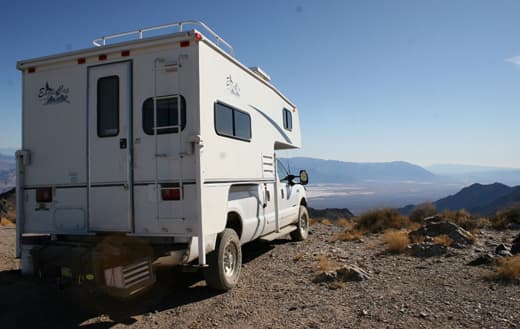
[16,21,308,295]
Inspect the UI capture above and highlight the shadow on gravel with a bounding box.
[0,239,282,329]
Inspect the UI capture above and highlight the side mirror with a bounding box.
[299,170,309,185]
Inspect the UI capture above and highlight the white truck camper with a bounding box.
[15,21,309,296]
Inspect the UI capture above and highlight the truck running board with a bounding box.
[260,225,297,242]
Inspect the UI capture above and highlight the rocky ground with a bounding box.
[0,222,519,329]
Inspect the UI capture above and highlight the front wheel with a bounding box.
[204,228,242,290]
[290,205,309,241]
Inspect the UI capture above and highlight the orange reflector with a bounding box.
[121,50,130,57]
[98,54,107,61]
[161,188,181,201]
[36,187,53,203]
[28,67,36,73]
[180,40,190,48]
[194,32,202,40]
[77,58,86,64]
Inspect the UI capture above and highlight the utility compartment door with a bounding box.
[88,61,133,232]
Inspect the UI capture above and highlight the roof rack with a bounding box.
[92,20,234,57]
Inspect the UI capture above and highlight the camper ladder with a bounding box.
[152,58,184,221]
[92,20,235,58]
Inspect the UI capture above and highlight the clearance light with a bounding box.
[77,58,86,64]
[36,187,53,203]
[180,41,190,48]
[293,107,297,112]
[121,50,130,57]
[98,54,107,61]
[161,188,181,201]
[28,67,36,73]
[194,32,202,40]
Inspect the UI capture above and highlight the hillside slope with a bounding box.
[432,183,520,215]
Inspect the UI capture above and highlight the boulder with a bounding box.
[467,253,496,266]
[409,221,475,248]
[495,243,509,254]
[409,242,447,258]
[312,271,337,284]
[511,234,520,255]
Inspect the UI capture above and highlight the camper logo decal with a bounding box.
[226,75,240,96]
[38,82,70,105]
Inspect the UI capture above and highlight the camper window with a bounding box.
[214,102,251,141]
[97,76,120,137]
[283,108,292,131]
[142,96,186,135]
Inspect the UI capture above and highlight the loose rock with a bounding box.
[467,253,496,266]
[409,221,475,248]
[336,265,371,282]
[409,242,447,258]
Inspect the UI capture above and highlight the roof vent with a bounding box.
[249,66,271,82]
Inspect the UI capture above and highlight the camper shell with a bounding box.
[16,21,308,296]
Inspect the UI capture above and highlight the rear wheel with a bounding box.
[204,228,242,290]
[290,205,309,241]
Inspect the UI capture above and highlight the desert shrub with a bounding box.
[336,217,352,227]
[433,234,453,247]
[493,255,520,281]
[381,230,410,253]
[321,219,332,226]
[309,218,319,226]
[333,229,363,242]
[355,208,411,233]
[492,204,520,230]
[409,203,437,223]
[293,252,304,262]
[440,209,476,230]
[0,217,14,226]
[315,255,339,272]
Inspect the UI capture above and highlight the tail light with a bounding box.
[161,187,181,201]
[36,187,53,203]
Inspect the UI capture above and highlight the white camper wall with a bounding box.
[197,41,301,236]
[22,63,88,234]
[198,41,301,181]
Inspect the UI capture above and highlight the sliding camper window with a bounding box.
[97,76,119,137]
[283,108,292,131]
[142,96,186,135]
[214,102,251,141]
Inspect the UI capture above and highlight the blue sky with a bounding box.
[1,0,520,167]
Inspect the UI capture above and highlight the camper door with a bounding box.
[88,61,133,232]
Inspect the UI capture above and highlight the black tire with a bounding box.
[290,205,309,241]
[204,228,242,290]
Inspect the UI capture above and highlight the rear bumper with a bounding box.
[20,235,190,297]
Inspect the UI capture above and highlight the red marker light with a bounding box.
[77,58,86,64]
[161,188,181,201]
[180,40,190,48]
[121,50,130,57]
[28,67,36,73]
[98,54,107,61]
[194,32,202,40]
[36,187,53,203]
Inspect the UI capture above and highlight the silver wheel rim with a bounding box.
[300,211,308,234]
[223,243,237,277]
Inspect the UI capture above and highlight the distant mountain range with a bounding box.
[402,182,520,216]
[282,157,436,183]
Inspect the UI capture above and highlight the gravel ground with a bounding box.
[0,223,518,329]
